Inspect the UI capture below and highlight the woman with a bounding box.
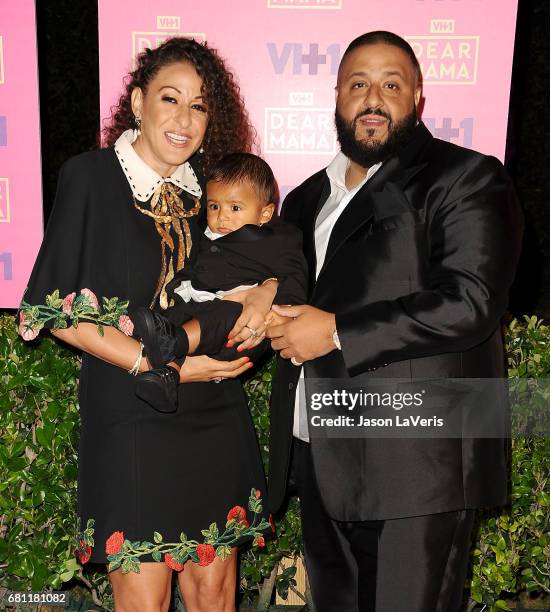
[19,38,274,612]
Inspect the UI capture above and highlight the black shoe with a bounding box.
[131,307,182,369]
[135,365,179,413]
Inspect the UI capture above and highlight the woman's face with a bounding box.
[131,61,208,177]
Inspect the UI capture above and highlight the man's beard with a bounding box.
[335,105,418,168]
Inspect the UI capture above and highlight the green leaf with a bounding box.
[152,550,162,562]
[216,545,232,561]
[153,531,163,544]
[59,570,75,582]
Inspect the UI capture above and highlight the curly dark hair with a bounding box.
[102,37,256,173]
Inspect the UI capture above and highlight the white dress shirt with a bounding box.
[293,152,382,441]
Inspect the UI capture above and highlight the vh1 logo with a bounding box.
[264,107,336,155]
[0,116,6,147]
[0,252,12,281]
[424,117,474,147]
[133,29,206,57]
[0,178,10,223]
[407,33,480,84]
[267,43,342,75]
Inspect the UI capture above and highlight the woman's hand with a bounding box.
[178,354,253,383]
[223,280,278,350]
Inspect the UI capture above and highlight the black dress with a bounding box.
[21,148,270,567]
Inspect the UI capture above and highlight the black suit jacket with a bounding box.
[268,122,523,520]
[167,218,308,305]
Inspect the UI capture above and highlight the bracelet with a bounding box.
[128,342,144,376]
[261,277,278,285]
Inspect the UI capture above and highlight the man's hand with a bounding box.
[266,304,337,363]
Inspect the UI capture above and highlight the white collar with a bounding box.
[204,226,224,241]
[326,151,382,194]
[114,129,202,202]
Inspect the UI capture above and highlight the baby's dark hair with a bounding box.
[206,152,277,204]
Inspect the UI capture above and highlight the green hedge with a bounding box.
[0,314,549,611]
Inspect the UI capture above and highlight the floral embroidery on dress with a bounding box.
[75,518,95,565]
[75,489,270,573]
[19,288,132,340]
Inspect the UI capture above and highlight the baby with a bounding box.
[131,152,307,413]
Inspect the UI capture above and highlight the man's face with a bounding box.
[335,43,421,167]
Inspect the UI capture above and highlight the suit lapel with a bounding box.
[317,122,433,278]
[300,175,330,289]
[317,156,399,278]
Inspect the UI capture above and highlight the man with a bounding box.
[266,31,522,612]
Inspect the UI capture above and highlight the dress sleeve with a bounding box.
[18,155,132,340]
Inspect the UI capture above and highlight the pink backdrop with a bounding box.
[98,0,518,208]
[0,0,43,308]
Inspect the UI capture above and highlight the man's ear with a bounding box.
[131,87,143,119]
[260,203,276,224]
[414,86,421,107]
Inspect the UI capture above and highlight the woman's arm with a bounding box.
[53,323,252,381]
[52,323,150,372]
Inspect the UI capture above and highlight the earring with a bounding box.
[134,115,141,130]
[199,146,204,154]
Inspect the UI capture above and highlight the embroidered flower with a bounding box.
[118,314,134,336]
[165,553,185,572]
[75,519,95,566]
[19,289,130,339]
[196,543,216,567]
[102,491,270,574]
[18,313,39,341]
[269,514,276,534]
[77,540,92,564]
[62,292,76,315]
[80,288,99,310]
[255,490,262,499]
[227,505,249,527]
[106,531,125,555]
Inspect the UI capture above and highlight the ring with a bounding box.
[213,377,223,383]
[245,325,258,336]
[290,357,303,367]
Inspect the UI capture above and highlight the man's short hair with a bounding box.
[206,152,278,204]
[341,31,422,86]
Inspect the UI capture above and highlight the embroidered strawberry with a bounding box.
[77,540,92,564]
[196,543,216,566]
[165,553,185,572]
[62,292,76,315]
[105,531,125,555]
[254,536,266,548]
[80,288,99,310]
[227,505,249,527]
[255,490,262,499]
[118,314,134,336]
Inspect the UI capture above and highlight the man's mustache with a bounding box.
[353,108,392,125]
